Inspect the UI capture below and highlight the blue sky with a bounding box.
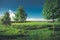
[0,0,45,18]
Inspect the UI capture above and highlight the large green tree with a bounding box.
[42,0,60,22]
[1,12,11,25]
[14,6,27,22]
[42,0,60,35]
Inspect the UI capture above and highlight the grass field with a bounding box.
[12,21,60,26]
[12,22,60,29]
[0,21,60,40]
[12,21,51,25]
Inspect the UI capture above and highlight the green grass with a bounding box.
[12,22,60,26]
[0,22,60,36]
[12,22,51,25]
[0,24,53,40]
[0,22,60,40]
[0,22,53,36]
[17,28,53,40]
[12,22,52,29]
[12,22,60,30]
[0,27,20,35]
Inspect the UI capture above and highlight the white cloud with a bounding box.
[8,10,15,21]
[26,18,52,21]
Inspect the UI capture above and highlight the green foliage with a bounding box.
[48,31,60,40]
[42,0,60,21]
[16,28,53,40]
[42,0,60,35]
[56,18,60,22]
[27,28,52,40]
[0,25,26,36]
[14,6,27,22]
[1,12,11,25]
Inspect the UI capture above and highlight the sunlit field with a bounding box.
[12,21,51,25]
[12,21,60,25]
[0,21,60,40]
[12,21,60,28]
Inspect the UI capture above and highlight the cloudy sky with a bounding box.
[0,0,45,21]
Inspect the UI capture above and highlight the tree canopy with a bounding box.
[1,12,11,25]
[14,6,27,22]
[42,0,60,21]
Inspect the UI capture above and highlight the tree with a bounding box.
[55,9,60,22]
[42,0,60,21]
[14,6,27,22]
[1,12,11,25]
[42,0,60,35]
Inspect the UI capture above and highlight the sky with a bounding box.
[0,0,45,21]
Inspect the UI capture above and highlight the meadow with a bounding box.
[0,21,60,40]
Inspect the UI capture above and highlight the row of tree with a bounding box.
[1,6,27,25]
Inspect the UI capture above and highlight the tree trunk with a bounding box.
[52,19,55,35]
